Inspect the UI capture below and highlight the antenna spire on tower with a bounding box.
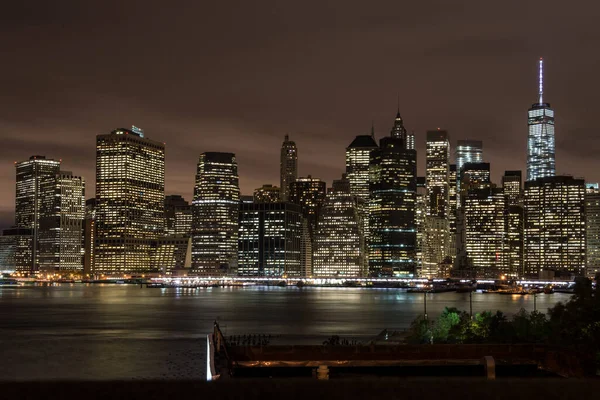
[538,57,544,104]
[371,120,375,138]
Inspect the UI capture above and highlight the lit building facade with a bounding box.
[95,127,165,275]
[369,123,417,277]
[0,228,30,272]
[426,130,450,218]
[464,188,505,278]
[191,152,240,276]
[503,171,523,278]
[527,58,555,181]
[289,176,326,236]
[585,184,600,278]
[280,135,298,201]
[421,216,449,278]
[346,134,378,201]
[165,195,192,236]
[151,236,191,275]
[14,156,61,273]
[83,198,96,275]
[415,177,427,277]
[238,202,303,277]
[456,140,483,176]
[502,171,523,206]
[313,175,365,277]
[38,172,85,272]
[524,176,586,277]
[253,184,281,203]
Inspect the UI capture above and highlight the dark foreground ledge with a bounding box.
[1,379,599,400]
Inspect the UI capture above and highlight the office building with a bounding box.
[527,58,556,181]
[346,133,378,201]
[459,162,491,203]
[83,198,96,275]
[369,117,417,277]
[238,202,304,277]
[421,216,449,278]
[0,227,31,272]
[280,135,298,201]
[95,127,165,275]
[585,184,600,278]
[253,184,281,203]
[165,195,192,236]
[151,236,192,275]
[313,175,365,277]
[415,178,427,277]
[464,188,505,278]
[426,130,450,217]
[38,171,85,272]
[502,171,523,206]
[191,152,240,276]
[456,140,483,176]
[505,204,524,278]
[524,176,586,277]
[14,156,61,273]
[289,176,326,236]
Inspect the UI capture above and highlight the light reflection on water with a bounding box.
[0,284,571,380]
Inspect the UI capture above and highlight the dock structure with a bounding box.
[207,322,594,380]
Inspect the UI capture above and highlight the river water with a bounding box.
[0,284,570,381]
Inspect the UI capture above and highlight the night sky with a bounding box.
[2,1,599,229]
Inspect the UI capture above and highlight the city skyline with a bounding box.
[2,3,600,231]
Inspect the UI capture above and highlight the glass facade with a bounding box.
[368,135,417,277]
[95,128,165,275]
[191,152,240,276]
[527,59,555,181]
[313,176,365,277]
[238,202,303,277]
[14,156,61,273]
[280,135,298,201]
[524,176,585,277]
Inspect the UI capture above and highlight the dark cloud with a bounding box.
[1,0,600,230]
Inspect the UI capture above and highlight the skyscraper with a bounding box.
[164,195,192,236]
[503,171,524,278]
[426,130,450,217]
[14,156,61,273]
[289,176,326,236]
[313,175,365,277]
[464,187,505,278]
[346,132,378,201]
[369,116,417,277]
[456,140,483,175]
[253,184,281,203]
[585,184,600,278]
[502,171,523,206]
[280,135,298,201]
[191,152,240,276]
[238,202,304,277]
[95,127,165,274]
[83,198,96,275]
[527,58,556,181]
[415,177,427,277]
[38,171,85,272]
[524,176,585,277]
[456,140,483,206]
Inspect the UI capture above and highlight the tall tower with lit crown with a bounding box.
[527,58,556,181]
